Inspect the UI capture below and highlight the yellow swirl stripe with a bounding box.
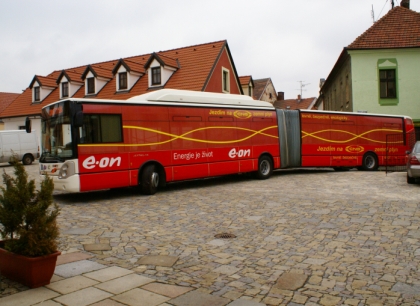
[302,128,403,144]
[79,125,279,147]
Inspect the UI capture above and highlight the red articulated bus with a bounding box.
[39,89,280,194]
[38,89,414,194]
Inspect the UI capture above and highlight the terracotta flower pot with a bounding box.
[0,242,61,288]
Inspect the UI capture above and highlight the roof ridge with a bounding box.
[153,39,226,54]
[56,40,226,73]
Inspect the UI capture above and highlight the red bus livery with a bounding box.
[39,89,414,194]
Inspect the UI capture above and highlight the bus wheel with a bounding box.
[256,156,273,180]
[22,154,33,165]
[361,153,378,171]
[141,165,159,195]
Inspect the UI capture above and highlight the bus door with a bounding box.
[276,109,301,168]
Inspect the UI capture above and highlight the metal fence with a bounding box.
[385,132,417,173]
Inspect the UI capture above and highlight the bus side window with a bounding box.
[79,114,122,144]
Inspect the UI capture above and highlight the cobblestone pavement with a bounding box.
[1,161,420,305]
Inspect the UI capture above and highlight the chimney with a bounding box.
[319,78,326,88]
[277,91,284,101]
[297,94,301,102]
[401,0,410,9]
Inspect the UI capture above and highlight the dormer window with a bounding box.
[118,72,128,90]
[62,82,69,98]
[87,77,95,94]
[57,70,83,99]
[152,67,161,85]
[34,86,40,102]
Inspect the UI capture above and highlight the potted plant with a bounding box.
[0,155,60,288]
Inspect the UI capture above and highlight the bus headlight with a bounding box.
[59,161,75,179]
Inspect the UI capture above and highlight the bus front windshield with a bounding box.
[40,102,74,162]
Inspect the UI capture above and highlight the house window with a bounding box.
[151,67,161,85]
[248,86,252,96]
[87,77,95,94]
[379,70,396,98]
[377,59,398,106]
[62,82,69,98]
[119,72,127,90]
[222,68,230,93]
[34,86,40,102]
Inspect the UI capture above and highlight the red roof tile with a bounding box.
[112,59,145,75]
[57,69,84,84]
[0,92,19,113]
[82,64,114,80]
[239,76,252,85]
[274,97,316,110]
[153,53,179,69]
[348,6,420,49]
[29,75,58,89]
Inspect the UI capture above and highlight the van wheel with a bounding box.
[256,156,273,180]
[141,165,159,195]
[361,153,378,171]
[22,154,33,165]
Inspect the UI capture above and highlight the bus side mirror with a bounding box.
[74,111,84,127]
[25,117,32,133]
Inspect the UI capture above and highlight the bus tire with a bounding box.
[256,156,273,180]
[141,165,159,195]
[22,154,33,165]
[361,152,378,171]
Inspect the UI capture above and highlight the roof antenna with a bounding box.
[391,0,394,8]
[371,5,375,23]
[297,81,310,99]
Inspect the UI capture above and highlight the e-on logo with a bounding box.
[228,148,251,159]
[82,156,122,170]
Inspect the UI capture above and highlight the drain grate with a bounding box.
[214,233,236,239]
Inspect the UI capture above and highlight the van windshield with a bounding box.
[40,102,74,162]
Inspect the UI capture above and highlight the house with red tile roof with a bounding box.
[0,40,245,133]
[319,2,420,135]
[239,75,254,98]
[252,78,278,104]
[0,92,19,129]
[274,94,317,110]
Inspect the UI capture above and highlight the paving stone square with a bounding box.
[1,164,420,305]
[169,290,230,306]
[54,260,107,278]
[53,287,113,306]
[111,288,170,306]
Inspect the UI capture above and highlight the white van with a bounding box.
[0,130,39,165]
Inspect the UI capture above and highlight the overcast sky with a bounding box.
[1,0,419,100]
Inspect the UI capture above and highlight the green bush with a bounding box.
[0,156,59,256]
